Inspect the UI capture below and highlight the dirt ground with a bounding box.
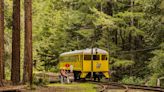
[20,83,97,92]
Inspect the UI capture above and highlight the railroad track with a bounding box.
[76,80,164,92]
[94,82,129,92]
[34,73,164,92]
[95,82,164,92]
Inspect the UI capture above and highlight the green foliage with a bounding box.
[149,50,164,74]
[33,73,49,86]
[27,0,163,87]
[146,73,159,86]
[121,76,144,85]
[149,43,164,74]
[147,43,164,85]
[112,59,135,68]
[3,0,164,85]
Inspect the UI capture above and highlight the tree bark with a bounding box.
[130,0,134,50]
[115,30,118,45]
[11,0,20,85]
[0,0,4,86]
[128,0,134,51]
[120,30,125,50]
[23,0,32,85]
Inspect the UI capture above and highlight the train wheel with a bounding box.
[93,73,101,82]
[73,71,80,81]
[97,76,101,82]
[93,77,96,81]
[73,71,77,81]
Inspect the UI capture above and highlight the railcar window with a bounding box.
[84,55,91,60]
[64,57,69,61]
[93,55,99,60]
[84,55,100,60]
[71,55,78,61]
[102,55,107,60]
[60,55,79,62]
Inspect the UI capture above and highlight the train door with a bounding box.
[92,54,102,72]
[83,55,91,72]
[80,54,91,78]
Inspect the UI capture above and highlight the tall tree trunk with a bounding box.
[128,0,134,76]
[23,0,32,85]
[115,30,118,45]
[76,36,80,49]
[120,30,125,50]
[129,0,134,51]
[11,0,20,85]
[0,0,4,86]
[130,0,134,26]
[128,31,132,50]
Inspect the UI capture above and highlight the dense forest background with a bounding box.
[3,0,164,86]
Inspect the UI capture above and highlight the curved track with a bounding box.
[77,80,164,92]
[96,82,164,92]
[35,73,164,92]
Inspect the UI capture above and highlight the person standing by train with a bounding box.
[60,67,70,84]
[69,65,74,82]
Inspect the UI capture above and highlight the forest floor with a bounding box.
[21,83,97,92]
[20,83,156,92]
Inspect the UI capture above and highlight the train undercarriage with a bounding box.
[73,71,109,81]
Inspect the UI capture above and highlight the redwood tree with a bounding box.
[23,0,32,84]
[11,0,20,85]
[0,0,4,86]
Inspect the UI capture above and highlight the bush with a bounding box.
[146,73,164,86]
[49,66,59,73]
[33,73,49,86]
[121,76,144,85]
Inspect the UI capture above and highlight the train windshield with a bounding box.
[84,55,100,60]
[93,55,100,60]
[102,55,107,60]
[84,55,91,60]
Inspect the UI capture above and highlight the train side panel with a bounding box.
[93,55,109,72]
[93,60,108,72]
[59,55,83,71]
[81,54,110,78]
[82,60,91,72]
[74,55,83,71]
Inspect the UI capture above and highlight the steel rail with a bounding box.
[77,81,164,92]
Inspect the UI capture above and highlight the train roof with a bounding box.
[60,48,108,56]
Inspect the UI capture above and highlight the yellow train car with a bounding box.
[59,48,110,80]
